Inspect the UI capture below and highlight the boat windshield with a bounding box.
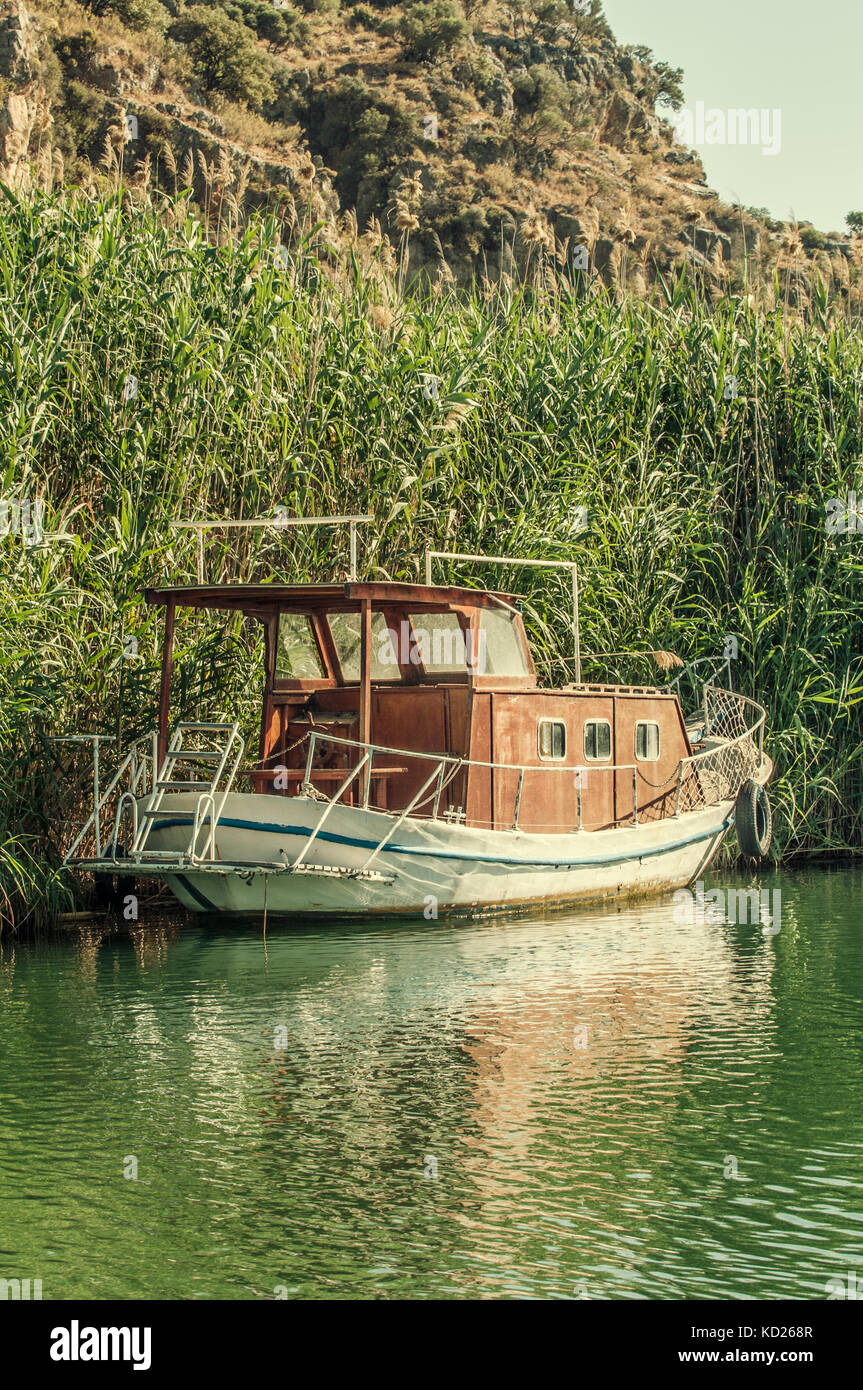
[408,612,469,673]
[408,607,528,677]
[328,611,401,681]
[478,606,528,676]
[275,604,529,683]
[275,613,325,679]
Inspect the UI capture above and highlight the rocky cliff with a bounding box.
[0,0,858,311]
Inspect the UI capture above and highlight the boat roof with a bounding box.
[144,581,523,612]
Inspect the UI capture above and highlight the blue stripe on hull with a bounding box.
[173,872,218,911]
[148,811,734,871]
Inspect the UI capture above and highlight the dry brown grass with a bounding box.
[29,0,151,56]
[212,102,300,160]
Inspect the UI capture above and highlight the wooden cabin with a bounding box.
[145,582,694,835]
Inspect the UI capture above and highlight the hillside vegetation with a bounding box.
[0,0,861,307]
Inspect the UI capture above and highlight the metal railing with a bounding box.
[61,724,244,869]
[290,686,766,832]
[55,733,157,862]
[126,721,244,862]
[60,687,767,872]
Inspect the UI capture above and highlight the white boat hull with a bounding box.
[136,791,735,918]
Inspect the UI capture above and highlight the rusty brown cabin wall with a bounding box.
[466,690,690,833]
[158,586,693,830]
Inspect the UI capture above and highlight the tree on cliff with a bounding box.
[167,5,278,110]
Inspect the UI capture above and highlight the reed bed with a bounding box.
[1,187,862,930]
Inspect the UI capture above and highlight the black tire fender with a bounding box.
[735,779,773,860]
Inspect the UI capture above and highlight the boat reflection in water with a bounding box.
[6,867,859,1302]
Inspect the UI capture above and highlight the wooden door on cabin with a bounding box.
[371,687,469,812]
[574,696,616,830]
[466,693,492,829]
[613,696,682,825]
[488,693,616,834]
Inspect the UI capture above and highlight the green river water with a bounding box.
[1,864,862,1300]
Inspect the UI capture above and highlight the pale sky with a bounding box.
[600,0,862,235]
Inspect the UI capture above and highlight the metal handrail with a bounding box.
[192,727,245,861]
[60,734,155,863]
[293,686,766,829]
[358,761,449,871]
[191,792,217,861]
[130,721,243,859]
[292,752,371,869]
[110,791,140,860]
[297,687,766,785]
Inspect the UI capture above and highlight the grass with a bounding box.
[1,184,862,931]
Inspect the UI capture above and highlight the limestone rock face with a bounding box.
[0,1,852,308]
[0,0,35,82]
[599,90,650,150]
[0,0,52,189]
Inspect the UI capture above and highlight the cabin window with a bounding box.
[635,721,660,761]
[538,719,566,761]
[328,611,401,682]
[409,612,468,674]
[275,613,325,679]
[479,606,528,677]
[584,719,612,762]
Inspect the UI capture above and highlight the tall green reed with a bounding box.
[1,187,862,929]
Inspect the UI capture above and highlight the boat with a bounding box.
[60,520,774,919]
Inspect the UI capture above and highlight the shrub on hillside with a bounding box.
[505,0,610,42]
[79,0,170,31]
[167,5,278,110]
[398,1,470,62]
[303,76,419,215]
[512,63,570,141]
[191,0,308,49]
[626,45,684,111]
[801,226,827,252]
[347,5,379,28]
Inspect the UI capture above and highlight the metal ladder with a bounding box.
[130,722,244,861]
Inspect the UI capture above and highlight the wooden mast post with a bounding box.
[157,599,176,768]
[358,596,372,805]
